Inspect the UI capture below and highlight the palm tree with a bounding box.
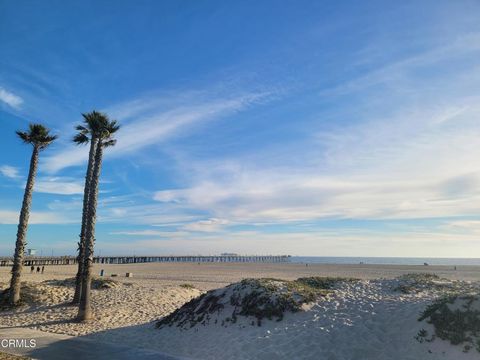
[77,115,119,321]
[9,124,57,305]
[71,112,105,304]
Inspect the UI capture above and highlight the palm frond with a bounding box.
[102,139,117,148]
[73,133,89,145]
[107,120,120,134]
[16,131,31,143]
[75,125,89,134]
[100,119,120,140]
[37,134,58,150]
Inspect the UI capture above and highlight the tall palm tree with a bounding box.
[77,115,119,321]
[71,111,105,304]
[9,124,57,306]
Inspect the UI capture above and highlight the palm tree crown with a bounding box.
[16,124,57,150]
[73,111,120,146]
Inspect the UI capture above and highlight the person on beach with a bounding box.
[36,266,40,273]
[30,265,34,273]
[41,266,45,274]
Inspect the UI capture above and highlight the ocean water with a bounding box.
[290,256,480,266]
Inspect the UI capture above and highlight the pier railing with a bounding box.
[0,255,290,267]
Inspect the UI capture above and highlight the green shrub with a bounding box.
[179,283,195,289]
[419,295,480,352]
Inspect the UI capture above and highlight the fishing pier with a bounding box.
[0,254,291,267]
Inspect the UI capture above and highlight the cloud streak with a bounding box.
[0,209,76,225]
[150,36,480,228]
[35,177,84,195]
[0,87,23,109]
[42,90,271,173]
[0,165,21,179]
[0,166,83,195]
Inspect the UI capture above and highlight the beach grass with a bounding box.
[418,294,480,352]
[0,353,30,360]
[157,276,353,328]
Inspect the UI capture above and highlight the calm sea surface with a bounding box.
[290,256,480,266]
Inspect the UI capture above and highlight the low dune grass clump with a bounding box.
[399,273,441,282]
[417,294,480,353]
[0,352,30,360]
[157,277,353,329]
[0,277,122,309]
[179,283,195,289]
[394,273,446,294]
[0,282,63,308]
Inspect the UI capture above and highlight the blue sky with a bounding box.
[1,0,480,257]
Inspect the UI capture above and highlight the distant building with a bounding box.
[26,249,36,256]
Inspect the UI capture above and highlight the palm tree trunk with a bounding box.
[72,138,98,304]
[77,144,103,321]
[9,146,39,305]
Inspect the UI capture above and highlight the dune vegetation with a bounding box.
[157,277,354,328]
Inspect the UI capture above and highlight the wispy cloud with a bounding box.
[42,89,272,173]
[35,177,84,195]
[0,87,23,109]
[153,170,480,224]
[110,229,189,237]
[0,165,21,179]
[99,202,201,225]
[0,166,84,195]
[151,104,480,225]
[182,218,229,232]
[150,35,480,227]
[0,209,75,225]
[321,33,480,99]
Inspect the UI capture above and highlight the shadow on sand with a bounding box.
[17,322,187,360]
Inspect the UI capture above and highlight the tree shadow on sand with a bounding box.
[27,322,185,360]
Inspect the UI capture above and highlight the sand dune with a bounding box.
[0,263,479,359]
[150,276,480,360]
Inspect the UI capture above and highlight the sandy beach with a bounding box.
[0,262,479,359]
[1,262,478,291]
